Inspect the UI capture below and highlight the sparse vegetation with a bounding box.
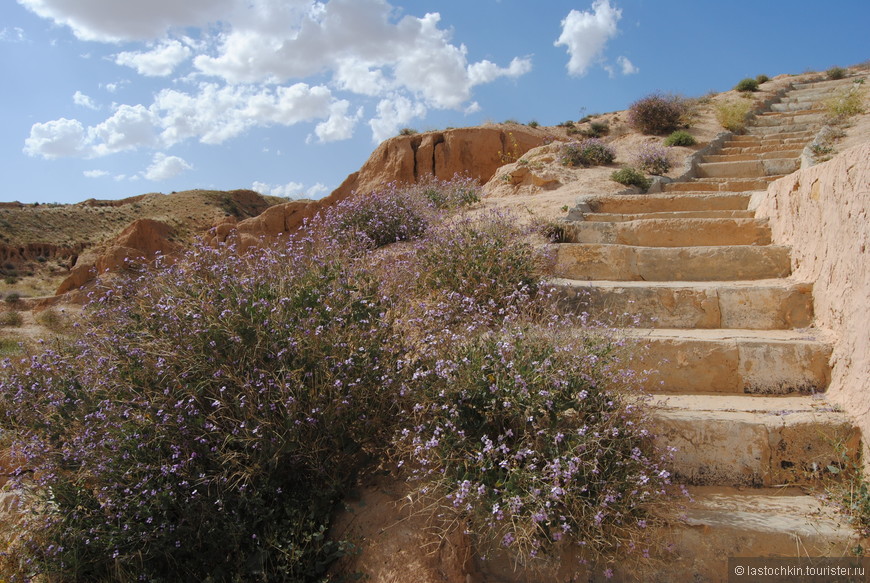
[34,308,72,332]
[633,143,672,175]
[735,78,759,92]
[0,311,23,327]
[627,93,688,135]
[756,74,770,84]
[823,85,866,120]
[611,167,652,191]
[4,292,21,305]
[828,66,848,80]
[715,99,754,133]
[559,139,616,167]
[579,121,610,138]
[398,127,419,136]
[663,130,696,147]
[527,120,540,128]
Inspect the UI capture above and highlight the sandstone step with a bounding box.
[550,243,791,281]
[770,101,821,112]
[752,112,826,127]
[749,123,819,136]
[562,218,771,247]
[622,328,832,395]
[578,209,756,222]
[552,278,813,329]
[663,178,780,192]
[697,159,799,179]
[480,486,861,582]
[657,486,862,580]
[703,150,803,163]
[651,395,857,487]
[718,145,806,156]
[573,192,752,215]
[728,130,816,142]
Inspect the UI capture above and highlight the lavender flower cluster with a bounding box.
[0,178,673,581]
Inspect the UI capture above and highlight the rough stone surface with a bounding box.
[754,143,870,460]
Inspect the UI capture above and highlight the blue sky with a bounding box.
[1,0,867,205]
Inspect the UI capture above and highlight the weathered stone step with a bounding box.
[770,101,821,112]
[623,328,832,394]
[663,178,781,192]
[657,486,862,580]
[550,244,791,281]
[552,278,813,329]
[562,218,771,247]
[719,144,807,155]
[749,123,819,136]
[651,395,857,486]
[570,192,752,215]
[728,130,816,142]
[577,209,756,222]
[752,112,826,127]
[697,159,799,179]
[702,150,803,163]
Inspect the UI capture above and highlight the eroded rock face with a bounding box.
[57,219,178,295]
[754,143,870,457]
[0,243,83,265]
[211,126,547,248]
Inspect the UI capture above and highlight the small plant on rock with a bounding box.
[735,78,759,92]
[633,143,672,175]
[627,92,687,135]
[715,99,753,133]
[610,167,652,191]
[560,139,616,167]
[828,66,848,80]
[823,85,866,120]
[755,74,770,84]
[663,130,696,147]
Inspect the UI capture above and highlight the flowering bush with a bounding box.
[394,319,672,569]
[0,177,674,581]
[633,143,672,176]
[409,173,482,210]
[560,139,616,167]
[627,93,687,135]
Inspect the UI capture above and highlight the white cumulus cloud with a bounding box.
[555,0,622,77]
[369,94,427,143]
[73,90,99,109]
[252,180,327,198]
[143,152,193,180]
[0,27,26,42]
[115,39,192,76]
[83,169,109,178]
[24,118,89,158]
[312,101,363,143]
[617,56,638,75]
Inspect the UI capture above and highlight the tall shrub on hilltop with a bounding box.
[627,93,687,135]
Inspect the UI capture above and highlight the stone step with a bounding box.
[770,101,821,112]
[651,395,857,487]
[697,159,799,179]
[552,278,813,330]
[751,112,826,127]
[484,486,862,582]
[571,192,752,215]
[562,218,771,247]
[701,150,803,163]
[578,209,757,222]
[550,243,791,281]
[719,144,808,155]
[663,178,781,192]
[728,130,816,142]
[623,328,832,395]
[749,123,819,136]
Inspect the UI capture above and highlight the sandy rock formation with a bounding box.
[56,219,178,295]
[754,143,870,453]
[212,126,548,247]
[0,243,82,265]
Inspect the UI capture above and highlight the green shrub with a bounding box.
[580,121,610,138]
[755,74,770,84]
[828,66,848,80]
[0,311,23,327]
[715,99,753,133]
[663,130,696,147]
[735,78,759,92]
[399,127,418,136]
[527,120,540,128]
[559,139,616,167]
[34,308,71,332]
[627,93,687,135]
[4,292,20,305]
[823,86,866,120]
[610,167,652,191]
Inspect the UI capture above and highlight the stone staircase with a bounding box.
[553,78,864,580]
